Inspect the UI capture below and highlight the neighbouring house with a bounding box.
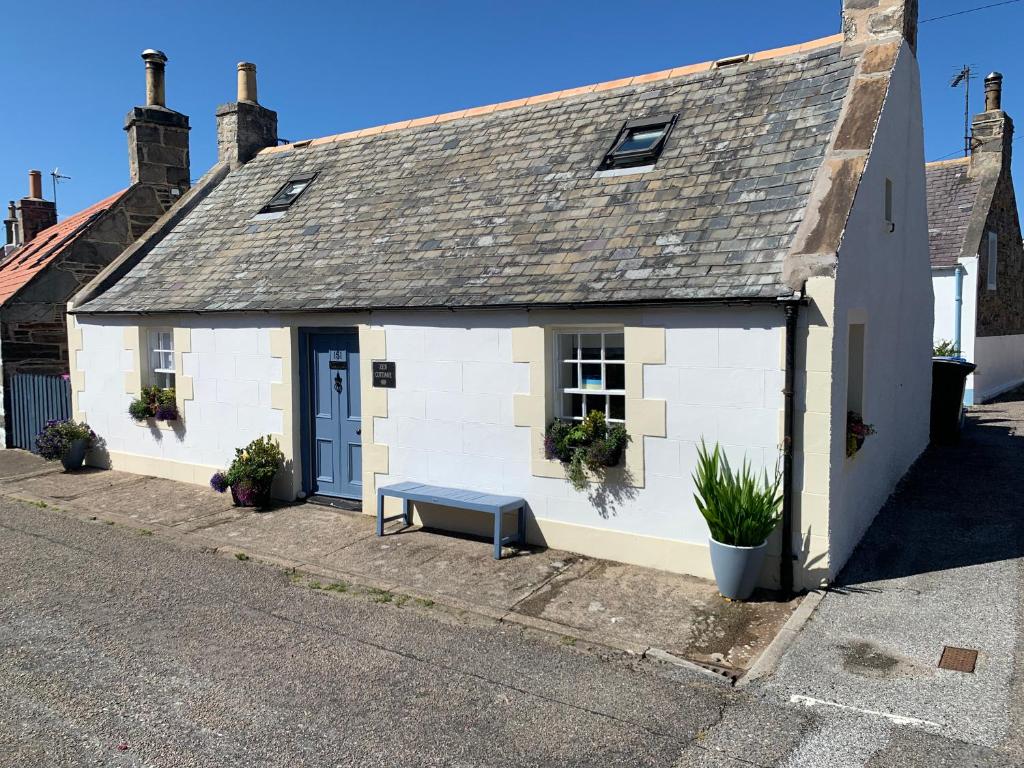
[0,49,190,448]
[68,0,932,591]
[928,72,1023,404]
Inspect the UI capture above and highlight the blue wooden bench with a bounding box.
[376,481,527,559]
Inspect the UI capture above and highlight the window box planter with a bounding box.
[544,411,630,491]
[129,386,179,423]
[846,411,875,458]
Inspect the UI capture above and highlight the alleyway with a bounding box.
[1,395,1023,766]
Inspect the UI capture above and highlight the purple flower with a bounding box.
[209,472,229,493]
[155,404,178,421]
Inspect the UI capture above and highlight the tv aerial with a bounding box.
[50,168,71,209]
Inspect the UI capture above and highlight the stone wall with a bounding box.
[975,169,1024,336]
[0,184,175,445]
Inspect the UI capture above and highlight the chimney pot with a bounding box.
[985,72,1003,112]
[28,170,43,199]
[142,49,168,107]
[237,62,258,103]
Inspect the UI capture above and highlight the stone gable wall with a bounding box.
[975,169,1024,337]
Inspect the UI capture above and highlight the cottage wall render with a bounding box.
[70,306,788,583]
[72,315,284,482]
[827,42,932,570]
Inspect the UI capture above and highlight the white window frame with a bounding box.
[148,328,175,390]
[986,230,998,291]
[553,330,626,424]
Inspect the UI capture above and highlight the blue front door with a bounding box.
[309,332,362,499]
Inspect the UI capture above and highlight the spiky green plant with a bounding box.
[692,440,783,547]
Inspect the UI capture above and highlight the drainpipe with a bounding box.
[953,264,965,356]
[781,299,800,597]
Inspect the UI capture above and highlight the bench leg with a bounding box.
[517,504,527,547]
[494,510,502,560]
[403,497,411,527]
[376,492,385,537]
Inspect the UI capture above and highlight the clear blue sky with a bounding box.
[1,0,1022,218]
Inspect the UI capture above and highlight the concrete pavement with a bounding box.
[0,451,795,674]
[753,395,1024,765]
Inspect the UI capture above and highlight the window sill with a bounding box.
[133,417,182,432]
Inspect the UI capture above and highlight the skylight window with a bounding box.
[260,174,316,214]
[600,114,677,171]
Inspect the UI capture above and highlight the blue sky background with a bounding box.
[1,0,1021,218]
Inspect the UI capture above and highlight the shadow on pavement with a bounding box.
[837,392,1024,587]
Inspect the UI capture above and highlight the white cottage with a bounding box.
[928,72,1024,404]
[68,0,932,591]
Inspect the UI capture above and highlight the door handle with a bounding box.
[356,428,362,435]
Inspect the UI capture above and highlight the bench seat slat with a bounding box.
[377,482,527,559]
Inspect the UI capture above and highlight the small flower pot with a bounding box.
[61,439,88,472]
[230,480,273,510]
[708,537,768,601]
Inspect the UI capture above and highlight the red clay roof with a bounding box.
[0,190,126,306]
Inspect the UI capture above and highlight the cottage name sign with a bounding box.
[372,361,396,388]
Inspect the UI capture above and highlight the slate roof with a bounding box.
[926,158,981,268]
[80,41,859,314]
[0,190,126,306]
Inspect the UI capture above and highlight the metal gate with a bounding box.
[9,373,72,451]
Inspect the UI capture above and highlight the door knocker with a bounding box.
[334,373,343,393]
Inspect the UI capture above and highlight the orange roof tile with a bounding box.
[0,190,126,306]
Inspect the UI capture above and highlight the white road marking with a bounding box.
[789,695,942,729]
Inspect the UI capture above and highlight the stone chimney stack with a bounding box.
[842,0,919,55]
[4,201,17,246]
[972,72,1013,169]
[16,169,57,244]
[125,49,190,196]
[216,62,278,168]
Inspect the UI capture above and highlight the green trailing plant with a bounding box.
[210,435,284,507]
[544,411,630,491]
[933,339,961,357]
[35,419,96,461]
[128,386,178,422]
[692,440,782,547]
[846,411,876,457]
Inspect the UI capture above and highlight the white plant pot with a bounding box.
[708,537,768,600]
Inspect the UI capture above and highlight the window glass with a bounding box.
[987,231,998,291]
[261,175,315,213]
[149,329,175,390]
[617,127,666,154]
[555,331,627,423]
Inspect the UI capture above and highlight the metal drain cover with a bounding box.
[938,646,978,673]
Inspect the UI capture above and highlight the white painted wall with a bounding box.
[373,306,784,547]
[828,43,933,569]
[932,257,978,402]
[975,334,1024,401]
[74,316,283,471]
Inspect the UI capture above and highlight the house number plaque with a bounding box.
[372,361,396,388]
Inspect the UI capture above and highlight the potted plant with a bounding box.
[128,386,178,422]
[544,410,630,491]
[35,419,97,471]
[209,435,284,510]
[693,440,782,601]
[846,411,876,457]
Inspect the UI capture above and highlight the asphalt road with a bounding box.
[0,498,733,767]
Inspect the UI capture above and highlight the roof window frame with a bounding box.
[258,172,318,215]
[599,113,678,171]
